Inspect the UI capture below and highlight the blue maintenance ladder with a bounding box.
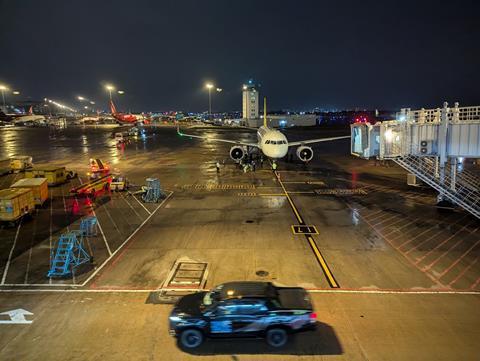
[142,178,163,203]
[80,216,98,236]
[47,231,91,277]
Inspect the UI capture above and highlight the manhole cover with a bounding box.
[245,220,254,224]
[256,270,269,277]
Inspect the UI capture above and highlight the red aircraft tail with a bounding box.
[109,100,117,115]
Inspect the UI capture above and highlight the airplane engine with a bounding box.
[296,146,314,162]
[230,145,246,162]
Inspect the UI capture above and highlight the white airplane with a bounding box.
[10,106,46,126]
[177,98,350,164]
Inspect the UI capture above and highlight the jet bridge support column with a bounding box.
[437,102,449,203]
[450,158,457,191]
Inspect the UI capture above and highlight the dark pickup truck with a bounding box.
[169,281,317,348]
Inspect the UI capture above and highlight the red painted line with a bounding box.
[414,222,474,266]
[371,214,399,227]
[362,209,384,219]
[90,228,144,289]
[403,216,470,255]
[397,226,438,250]
[382,219,417,237]
[345,203,443,287]
[448,258,478,286]
[378,218,415,236]
[438,239,480,277]
[423,236,471,272]
[470,276,480,290]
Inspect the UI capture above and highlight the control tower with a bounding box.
[242,80,259,120]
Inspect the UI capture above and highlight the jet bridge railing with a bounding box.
[398,104,480,124]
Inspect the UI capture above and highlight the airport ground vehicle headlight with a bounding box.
[117,90,124,94]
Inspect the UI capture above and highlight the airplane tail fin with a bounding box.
[263,97,267,127]
[28,106,33,115]
[109,100,117,115]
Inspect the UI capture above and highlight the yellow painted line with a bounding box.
[307,235,339,288]
[258,193,287,196]
[275,172,303,224]
[288,191,315,194]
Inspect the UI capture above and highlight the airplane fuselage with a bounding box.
[257,126,289,159]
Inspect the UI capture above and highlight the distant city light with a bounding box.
[216,88,222,92]
[205,83,214,89]
[105,84,115,91]
[0,85,8,91]
[12,91,20,95]
[77,96,85,101]
[117,90,125,94]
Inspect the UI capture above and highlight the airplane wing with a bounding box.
[177,126,259,148]
[288,135,351,147]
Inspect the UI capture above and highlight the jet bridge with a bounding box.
[351,102,480,219]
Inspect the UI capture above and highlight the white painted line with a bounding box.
[80,191,173,287]
[129,192,152,215]
[91,208,112,256]
[100,201,122,236]
[0,286,478,295]
[1,219,23,285]
[119,192,143,220]
[60,186,70,232]
[78,174,113,257]
[24,211,37,284]
[306,289,480,295]
[49,190,53,285]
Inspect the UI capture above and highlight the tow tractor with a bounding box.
[111,174,129,191]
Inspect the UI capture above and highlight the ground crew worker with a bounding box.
[216,161,221,172]
[272,162,277,171]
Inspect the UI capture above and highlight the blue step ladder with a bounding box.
[142,178,163,203]
[80,216,98,236]
[47,231,91,277]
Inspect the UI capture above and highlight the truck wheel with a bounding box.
[180,329,204,349]
[266,328,288,347]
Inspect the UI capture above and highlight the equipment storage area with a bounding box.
[0,188,35,223]
[11,178,48,206]
[25,166,67,186]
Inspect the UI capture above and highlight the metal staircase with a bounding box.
[393,155,480,219]
[47,231,91,277]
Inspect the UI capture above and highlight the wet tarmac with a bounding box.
[0,124,478,360]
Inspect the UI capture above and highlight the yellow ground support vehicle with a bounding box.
[11,178,49,206]
[0,188,35,224]
[111,174,129,191]
[70,174,112,197]
[25,166,67,186]
[10,156,33,173]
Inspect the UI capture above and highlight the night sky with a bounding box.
[1,0,479,112]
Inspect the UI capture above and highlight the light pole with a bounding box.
[205,83,213,115]
[0,85,8,111]
[105,85,115,101]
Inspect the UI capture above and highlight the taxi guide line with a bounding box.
[274,171,339,288]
